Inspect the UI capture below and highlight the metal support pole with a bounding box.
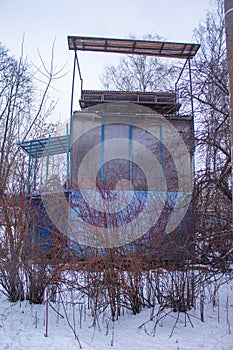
[27,141,32,196]
[66,123,70,189]
[188,59,195,180]
[75,49,83,98]
[70,51,77,118]
[175,58,189,114]
[45,135,51,186]
[69,49,79,188]
[33,153,38,193]
[188,59,194,119]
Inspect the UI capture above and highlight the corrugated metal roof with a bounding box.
[18,135,69,158]
[68,36,200,59]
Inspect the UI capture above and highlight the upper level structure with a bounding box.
[79,90,180,114]
[68,35,200,117]
[19,35,200,197]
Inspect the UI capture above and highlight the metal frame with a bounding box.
[68,35,199,121]
[18,131,70,195]
[18,135,70,158]
[68,35,199,196]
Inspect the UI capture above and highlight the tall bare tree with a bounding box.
[100,34,179,92]
[224,0,233,214]
[0,42,62,301]
[189,0,232,268]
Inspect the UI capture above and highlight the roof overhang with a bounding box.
[68,36,200,59]
[18,135,69,158]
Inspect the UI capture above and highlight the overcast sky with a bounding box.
[0,0,213,122]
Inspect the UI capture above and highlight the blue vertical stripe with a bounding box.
[129,118,133,186]
[159,119,163,190]
[101,116,105,186]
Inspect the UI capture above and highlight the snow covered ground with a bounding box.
[0,278,232,350]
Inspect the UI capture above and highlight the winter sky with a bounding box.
[1,0,213,122]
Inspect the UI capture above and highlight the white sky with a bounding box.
[0,0,213,122]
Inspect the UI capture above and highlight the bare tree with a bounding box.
[189,0,232,269]
[100,34,179,92]
[224,0,233,210]
[0,42,64,302]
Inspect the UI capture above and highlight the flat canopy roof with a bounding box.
[18,135,69,158]
[68,36,200,59]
